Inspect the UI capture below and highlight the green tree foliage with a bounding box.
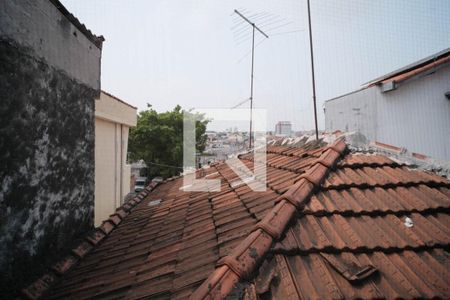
[128,105,209,178]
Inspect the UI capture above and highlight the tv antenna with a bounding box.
[232,9,269,149]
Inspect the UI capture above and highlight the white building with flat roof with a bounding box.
[325,48,450,161]
[95,91,137,226]
[275,121,292,137]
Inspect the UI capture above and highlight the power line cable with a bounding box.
[146,161,184,169]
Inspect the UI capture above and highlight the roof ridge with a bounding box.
[48,0,105,49]
[272,244,450,256]
[190,139,347,299]
[20,180,166,300]
[323,181,450,191]
[100,90,138,109]
[303,206,450,217]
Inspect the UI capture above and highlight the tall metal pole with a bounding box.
[233,9,269,149]
[249,25,255,149]
[307,0,319,140]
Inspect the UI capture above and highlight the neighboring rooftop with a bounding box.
[100,90,138,110]
[325,47,450,102]
[366,47,450,86]
[22,139,450,299]
[95,91,137,127]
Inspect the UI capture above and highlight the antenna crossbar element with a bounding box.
[234,9,269,38]
[231,97,251,109]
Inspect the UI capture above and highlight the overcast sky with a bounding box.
[62,0,450,131]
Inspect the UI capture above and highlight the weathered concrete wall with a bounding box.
[0,37,96,296]
[0,0,102,89]
[0,1,102,296]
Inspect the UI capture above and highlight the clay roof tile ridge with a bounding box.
[190,138,347,300]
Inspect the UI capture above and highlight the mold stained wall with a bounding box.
[0,0,102,296]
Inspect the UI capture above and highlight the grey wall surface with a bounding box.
[0,0,101,89]
[0,0,101,296]
[325,87,378,141]
[325,66,450,161]
[376,67,450,161]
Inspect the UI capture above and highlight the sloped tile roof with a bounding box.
[241,152,450,299]
[22,140,450,299]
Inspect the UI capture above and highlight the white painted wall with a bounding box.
[325,65,450,161]
[376,67,450,161]
[94,92,136,226]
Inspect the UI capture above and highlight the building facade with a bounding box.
[95,91,137,226]
[275,121,292,136]
[325,49,450,161]
[0,0,103,296]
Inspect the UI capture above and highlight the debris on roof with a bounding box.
[21,138,450,299]
[311,131,450,179]
[347,137,450,179]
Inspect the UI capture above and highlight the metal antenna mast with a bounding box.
[233,9,269,149]
[307,0,319,140]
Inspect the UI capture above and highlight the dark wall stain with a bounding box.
[0,38,96,297]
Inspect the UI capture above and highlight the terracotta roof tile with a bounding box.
[274,212,450,252]
[243,152,450,300]
[256,249,450,300]
[22,139,450,299]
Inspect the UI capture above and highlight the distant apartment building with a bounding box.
[275,121,292,136]
[325,48,450,161]
[95,91,137,226]
[0,0,103,295]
